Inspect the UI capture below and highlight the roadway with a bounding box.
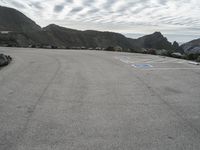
[0,47,200,150]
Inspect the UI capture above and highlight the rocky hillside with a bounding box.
[0,6,41,32]
[181,38,200,54]
[132,32,175,50]
[40,24,134,48]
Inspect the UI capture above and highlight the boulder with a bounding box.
[171,52,183,58]
[0,54,12,67]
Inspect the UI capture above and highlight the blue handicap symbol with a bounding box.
[132,64,153,69]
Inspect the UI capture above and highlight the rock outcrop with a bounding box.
[0,54,12,67]
[133,32,175,50]
[181,38,200,54]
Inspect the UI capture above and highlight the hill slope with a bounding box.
[181,38,200,54]
[0,6,179,51]
[40,24,134,48]
[134,32,175,50]
[0,6,41,32]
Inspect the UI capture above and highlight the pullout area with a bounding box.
[0,47,200,150]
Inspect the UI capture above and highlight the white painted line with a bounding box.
[188,61,200,65]
[146,58,167,63]
[115,56,199,68]
[115,56,130,59]
[156,59,180,63]
[134,58,185,64]
[142,59,156,63]
[126,59,155,64]
[142,67,200,70]
[119,59,130,64]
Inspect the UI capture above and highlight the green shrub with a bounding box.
[186,53,199,60]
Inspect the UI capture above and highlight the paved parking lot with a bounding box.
[0,47,200,150]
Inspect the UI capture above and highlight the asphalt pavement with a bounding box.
[0,47,200,150]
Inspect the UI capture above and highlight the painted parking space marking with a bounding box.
[119,59,134,64]
[132,64,153,69]
[141,67,200,70]
[115,55,200,71]
[145,58,168,63]
[115,56,155,64]
[115,55,190,64]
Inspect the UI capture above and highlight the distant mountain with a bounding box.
[39,24,134,48]
[181,38,200,54]
[0,6,41,32]
[133,32,175,50]
[33,25,176,50]
[0,6,180,52]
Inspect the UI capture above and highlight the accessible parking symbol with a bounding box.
[132,64,153,69]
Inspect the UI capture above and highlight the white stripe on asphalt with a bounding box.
[142,67,200,70]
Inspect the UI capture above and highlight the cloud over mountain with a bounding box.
[0,0,199,42]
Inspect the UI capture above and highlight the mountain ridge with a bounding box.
[0,5,182,52]
[0,6,41,32]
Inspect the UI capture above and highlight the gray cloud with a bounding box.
[102,0,116,10]
[82,0,95,6]
[70,7,83,13]
[29,2,43,10]
[158,0,168,5]
[11,1,25,8]
[87,8,99,14]
[54,4,65,13]
[65,0,73,3]
[0,0,199,42]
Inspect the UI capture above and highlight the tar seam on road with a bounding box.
[133,71,200,140]
[116,54,200,137]
[8,53,61,150]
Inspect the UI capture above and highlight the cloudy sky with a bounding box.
[0,0,200,43]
